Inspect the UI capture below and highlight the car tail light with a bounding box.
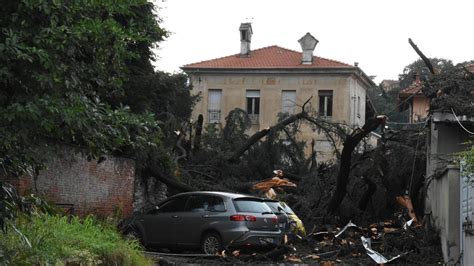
[271,216,278,223]
[230,215,256,222]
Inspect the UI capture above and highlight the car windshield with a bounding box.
[233,198,272,213]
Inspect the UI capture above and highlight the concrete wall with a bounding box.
[1,148,136,217]
[426,166,460,263]
[348,76,366,127]
[425,112,474,264]
[426,113,471,180]
[463,234,474,266]
[190,72,367,161]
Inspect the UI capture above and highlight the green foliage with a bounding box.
[1,182,57,234]
[458,142,474,179]
[0,214,151,265]
[122,71,196,118]
[0,182,21,233]
[367,83,408,124]
[423,62,474,115]
[223,108,251,150]
[399,58,454,89]
[0,1,170,176]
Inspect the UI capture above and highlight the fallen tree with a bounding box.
[327,116,387,214]
[229,97,347,163]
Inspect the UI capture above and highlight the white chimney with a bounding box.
[298,33,318,64]
[239,23,252,56]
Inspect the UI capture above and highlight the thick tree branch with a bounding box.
[408,38,437,75]
[144,164,194,192]
[327,115,387,214]
[228,110,309,162]
[193,114,203,151]
[174,133,187,162]
[152,171,193,192]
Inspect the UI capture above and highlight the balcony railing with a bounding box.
[248,114,259,124]
[208,109,221,123]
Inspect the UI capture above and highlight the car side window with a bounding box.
[210,196,226,212]
[158,196,187,213]
[184,195,226,212]
[185,195,212,212]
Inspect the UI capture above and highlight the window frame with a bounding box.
[281,90,297,114]
[184,195,227,213]
[207,89,222,124]
[246,90,260,124]
[318,90,333,117]
[155,196,188,213]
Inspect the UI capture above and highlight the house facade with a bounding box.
[399,74,430,123]
[182,23,375,160]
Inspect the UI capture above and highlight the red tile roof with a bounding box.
[399,76,423,97]
[182,45,353,69]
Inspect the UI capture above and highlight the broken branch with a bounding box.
[229,111,308,162]
[408,38,437,75]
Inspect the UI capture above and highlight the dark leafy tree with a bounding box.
[399,58,454,89]
[0,1,193,182]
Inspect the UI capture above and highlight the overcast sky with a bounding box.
[152,0,473,84]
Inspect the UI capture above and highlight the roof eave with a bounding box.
[181,66,357,75]
[181,66,376,88]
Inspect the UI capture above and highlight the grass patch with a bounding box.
[0,214,151,265]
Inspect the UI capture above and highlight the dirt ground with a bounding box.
[147,218,443,265]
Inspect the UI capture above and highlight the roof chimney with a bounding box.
[239,23,252,56]
[298,33,318,64]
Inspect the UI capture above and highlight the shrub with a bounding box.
[0,214,151,265]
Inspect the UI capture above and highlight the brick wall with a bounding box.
[1,148,135,218]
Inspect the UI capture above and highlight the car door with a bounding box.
[177,195,225,246]
[176,195,210,246]
[142,195,188,245]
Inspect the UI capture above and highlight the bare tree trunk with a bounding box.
[144,164,194,192]
[193,114,203,151]
[408,38,437,75]
[174,133,187,162]
[327,116,386,214]
[150,171,193,192]
[358,176,376,211]
[309,139,317,172]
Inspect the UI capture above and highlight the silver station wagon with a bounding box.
[120,191,282,254]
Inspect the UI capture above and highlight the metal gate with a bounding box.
[460,159,473,266]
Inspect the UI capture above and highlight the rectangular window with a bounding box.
[318,90,333,117]
[282,90,296,114]
[246,90,260,124]
[357,96,361,118]
[208,89,222,123]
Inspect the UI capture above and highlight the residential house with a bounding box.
[399,74,430,123]
[381,79,400,92]
[182,23,376,160]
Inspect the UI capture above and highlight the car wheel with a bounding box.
[125,228,143,245]
[201,232,223,255]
